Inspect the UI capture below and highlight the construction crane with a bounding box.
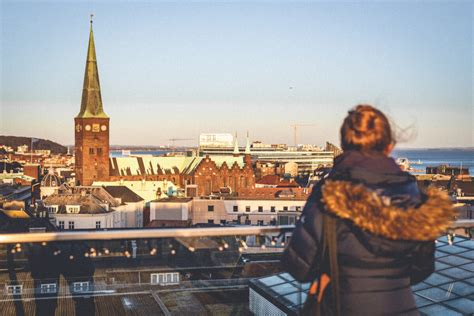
[168,138,194,147]
[290,124,316,146]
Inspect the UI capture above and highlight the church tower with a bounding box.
[75,17,109,186]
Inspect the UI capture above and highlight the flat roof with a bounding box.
[250,235,474,315]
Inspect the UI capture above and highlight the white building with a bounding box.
[43,186,144,229]
[103,186,145,227]
[16,145,29,153]
[149,197,193,223]
[199,133,234,148]
[149,196,306,226]
[43,191,124,230]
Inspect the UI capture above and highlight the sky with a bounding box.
[1,1,472,148]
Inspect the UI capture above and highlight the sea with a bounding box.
[110,148,474,175]
[392,148,474,175]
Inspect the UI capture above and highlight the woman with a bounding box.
[281,105,455,315]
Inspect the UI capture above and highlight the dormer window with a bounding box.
[47,206,58,213]
[66,205,80,214]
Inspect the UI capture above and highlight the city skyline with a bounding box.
[1,1,472,148]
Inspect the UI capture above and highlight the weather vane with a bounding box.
[90,13,94,24]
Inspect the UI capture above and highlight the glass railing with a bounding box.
[0,225,294,316]
[0,221,473,315]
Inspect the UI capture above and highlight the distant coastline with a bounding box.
[105,145,474,151]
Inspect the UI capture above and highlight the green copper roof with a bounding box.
[76,20,108,118]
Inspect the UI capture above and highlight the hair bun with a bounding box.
[351,107,377,133]
[340,104,393,152]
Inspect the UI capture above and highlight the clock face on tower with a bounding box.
[101,125,107,131]
[85,124,91,131]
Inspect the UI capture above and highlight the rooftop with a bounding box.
[103,185,144,203]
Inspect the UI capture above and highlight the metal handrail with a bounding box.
[450,219,474,228]
[0,225,294,244]
[0,220,472,244]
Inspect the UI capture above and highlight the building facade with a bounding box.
[42,186,144,229]
[150,196,306,226]
[109,155,255,197]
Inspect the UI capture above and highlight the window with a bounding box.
[245,206,251,212]
[6,285,22,295]
[233,205,238,212]
[258,206,263,212]
[151,272,179,285]
[283,206,289,211]
[289,216,296,225]
[97,148,103,155]
[89,148,94,154]
[220,220,227,225]
[296,206,301,212]
[96,221,101,229]
[270,206,276,213]
[66,205,80,214]
[208,205,214,212]
[257,220,264,226]
[170,273,180,284]
[41,283,57,294]
[206,180,212,195]
[47,206,57,213]
[278,215,297,225]
[68,221,75,230]
[72,282,89,292]
[279,215,289,225]
[58,221,64,230]
[208,219,214,224]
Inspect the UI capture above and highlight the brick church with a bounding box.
[74,20,255,196]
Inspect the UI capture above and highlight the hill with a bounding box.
[0,136,67,154]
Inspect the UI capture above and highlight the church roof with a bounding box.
[211,156,244,169]
[76,19,108,119]
[109,156,246,177]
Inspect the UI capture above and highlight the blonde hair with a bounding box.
[340,105,394,152]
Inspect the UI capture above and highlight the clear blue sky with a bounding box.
[1,1,472,148]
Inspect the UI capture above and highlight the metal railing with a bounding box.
[0,225,295,244]
[0,220,473,244]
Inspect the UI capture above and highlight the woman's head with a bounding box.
[340,105,394,153]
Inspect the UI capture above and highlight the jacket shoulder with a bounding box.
[321,180,455,241]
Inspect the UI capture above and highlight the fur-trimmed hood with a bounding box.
[321,180,456,241]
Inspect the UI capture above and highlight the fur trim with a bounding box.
[321,180,456,241]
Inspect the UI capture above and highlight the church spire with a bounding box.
[233,132,240,156]
[76,15,108,118]
[245,131,251,155]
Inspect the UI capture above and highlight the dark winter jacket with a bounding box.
[281,150,455,315]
